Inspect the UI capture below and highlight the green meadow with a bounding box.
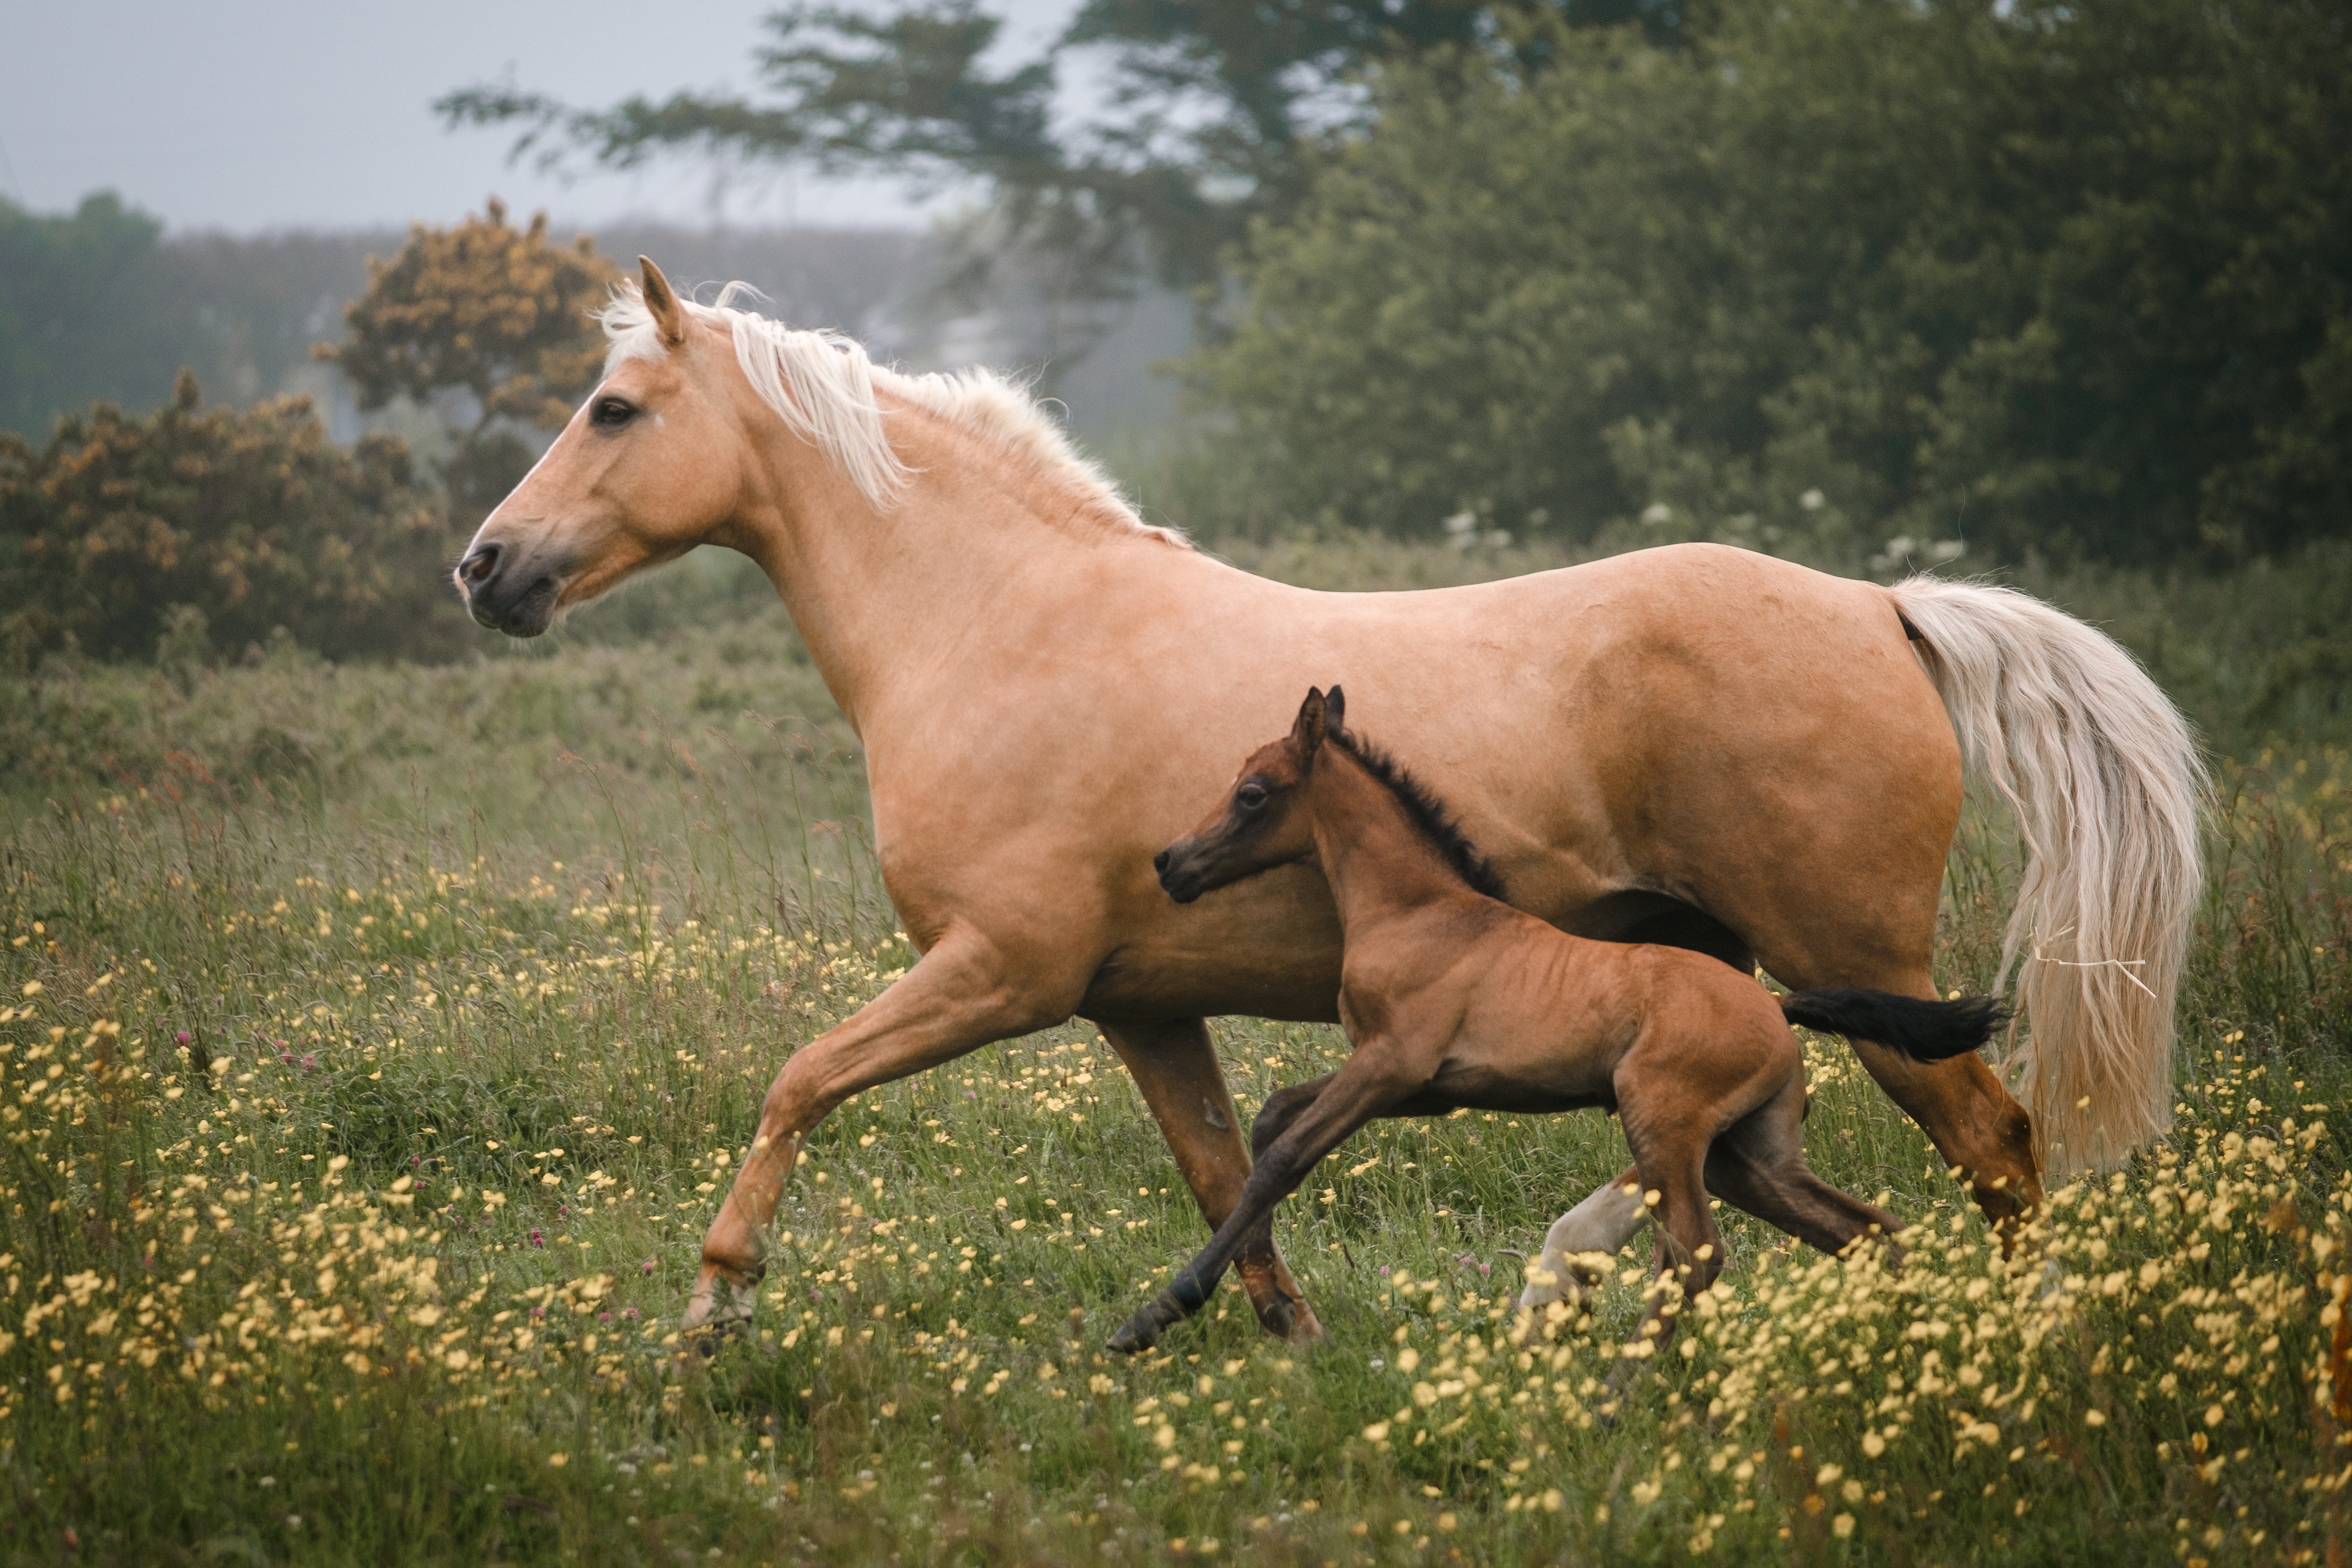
[3,545,2350,1565]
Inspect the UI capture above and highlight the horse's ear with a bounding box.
[639,256,688,346]
[1324,685,1346,737]
[1292,687,1328,756]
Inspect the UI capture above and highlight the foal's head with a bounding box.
[1154,687,1346,904]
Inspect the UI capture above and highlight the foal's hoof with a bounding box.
[1106,1316,1159,1357]
[682,1315,750,1360]
[1109,1286,1193,1356]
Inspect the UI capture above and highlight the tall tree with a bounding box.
[437,0,1680,344]
[0,193,184,437]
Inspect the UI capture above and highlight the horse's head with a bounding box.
[1154,686,1346,904]
[456,256,747,637]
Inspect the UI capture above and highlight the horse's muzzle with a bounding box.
[456,542,561,637]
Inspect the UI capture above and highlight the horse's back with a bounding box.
[1280,546,1961,978]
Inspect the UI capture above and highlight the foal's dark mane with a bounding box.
[1326,729,1508,900]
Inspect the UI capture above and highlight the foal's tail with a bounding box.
[1781,989,2009,1064]
[1889,576,2206,1174]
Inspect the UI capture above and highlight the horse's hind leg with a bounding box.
[1752,948,2037,1234]
[1849,1030,2037,1237]
[1100,1017,1323,1343]
[1517,1167,1647,1339]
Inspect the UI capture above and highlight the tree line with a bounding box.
[1195,0,2352,567]
[5,0,2343,666]
[453,0,2347,569]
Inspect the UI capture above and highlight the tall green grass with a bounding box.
[2,564,2349,1565]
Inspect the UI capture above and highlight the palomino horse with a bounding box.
[455,259,2203,1341]
[1116,686,2005,1355]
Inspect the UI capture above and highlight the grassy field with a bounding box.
[4,548,2352,1565]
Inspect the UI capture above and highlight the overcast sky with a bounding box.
[0,0,1079,234]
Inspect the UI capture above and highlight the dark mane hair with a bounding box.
[1326,728,1507,900]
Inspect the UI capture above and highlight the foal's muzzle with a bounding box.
[456,541,562,637]
[1154,842,1207,905]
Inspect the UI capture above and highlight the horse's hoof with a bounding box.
[1283,1300,1328,1346]
[681,1265,759,1345]
[1106,1317,1157,1357]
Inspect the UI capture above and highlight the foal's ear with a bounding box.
[1292,686,1328,756]
[1324,685,1346,737]
[638,256,689,347]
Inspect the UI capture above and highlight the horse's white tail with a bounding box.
[1889,576,2206,1174]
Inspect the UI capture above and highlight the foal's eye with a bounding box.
[591,396,637,428]
[1236,783,1268,812]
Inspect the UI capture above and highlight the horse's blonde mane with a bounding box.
[598,281,1186,546]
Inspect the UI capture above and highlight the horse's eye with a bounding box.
[592,397,637,428]
[1236,783,1267,812]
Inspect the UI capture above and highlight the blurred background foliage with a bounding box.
[0,372,461,667]
[1194,0,2351,567]
[316,198,619,529]
[0,0,2343,758]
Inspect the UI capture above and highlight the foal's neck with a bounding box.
[1308,747,1487,931]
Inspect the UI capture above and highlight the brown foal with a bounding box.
[1111,687,2005,1356]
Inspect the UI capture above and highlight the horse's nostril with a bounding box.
[459,543,503,588]
[1152,849,1171,875]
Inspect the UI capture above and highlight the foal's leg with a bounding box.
[684,934,1075,1335]
[1099,1019,1322,1343]
[1110,1044,1426,1354]
[1610,1125,1724,1366]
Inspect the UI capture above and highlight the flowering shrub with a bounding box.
[0,371,462,665]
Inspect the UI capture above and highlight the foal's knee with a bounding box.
[1249,1081,1323,1159]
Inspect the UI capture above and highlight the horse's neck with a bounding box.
[732,406,1126,734]
[1310,750,1476,931]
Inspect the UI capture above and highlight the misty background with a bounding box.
[0,0,1184,449]
[4,0,2344,732]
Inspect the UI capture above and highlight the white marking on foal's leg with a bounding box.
[1518,1175,1649,1330]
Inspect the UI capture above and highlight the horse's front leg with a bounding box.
[1099,1019,1324,1345]
[684,932,1077,1336]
